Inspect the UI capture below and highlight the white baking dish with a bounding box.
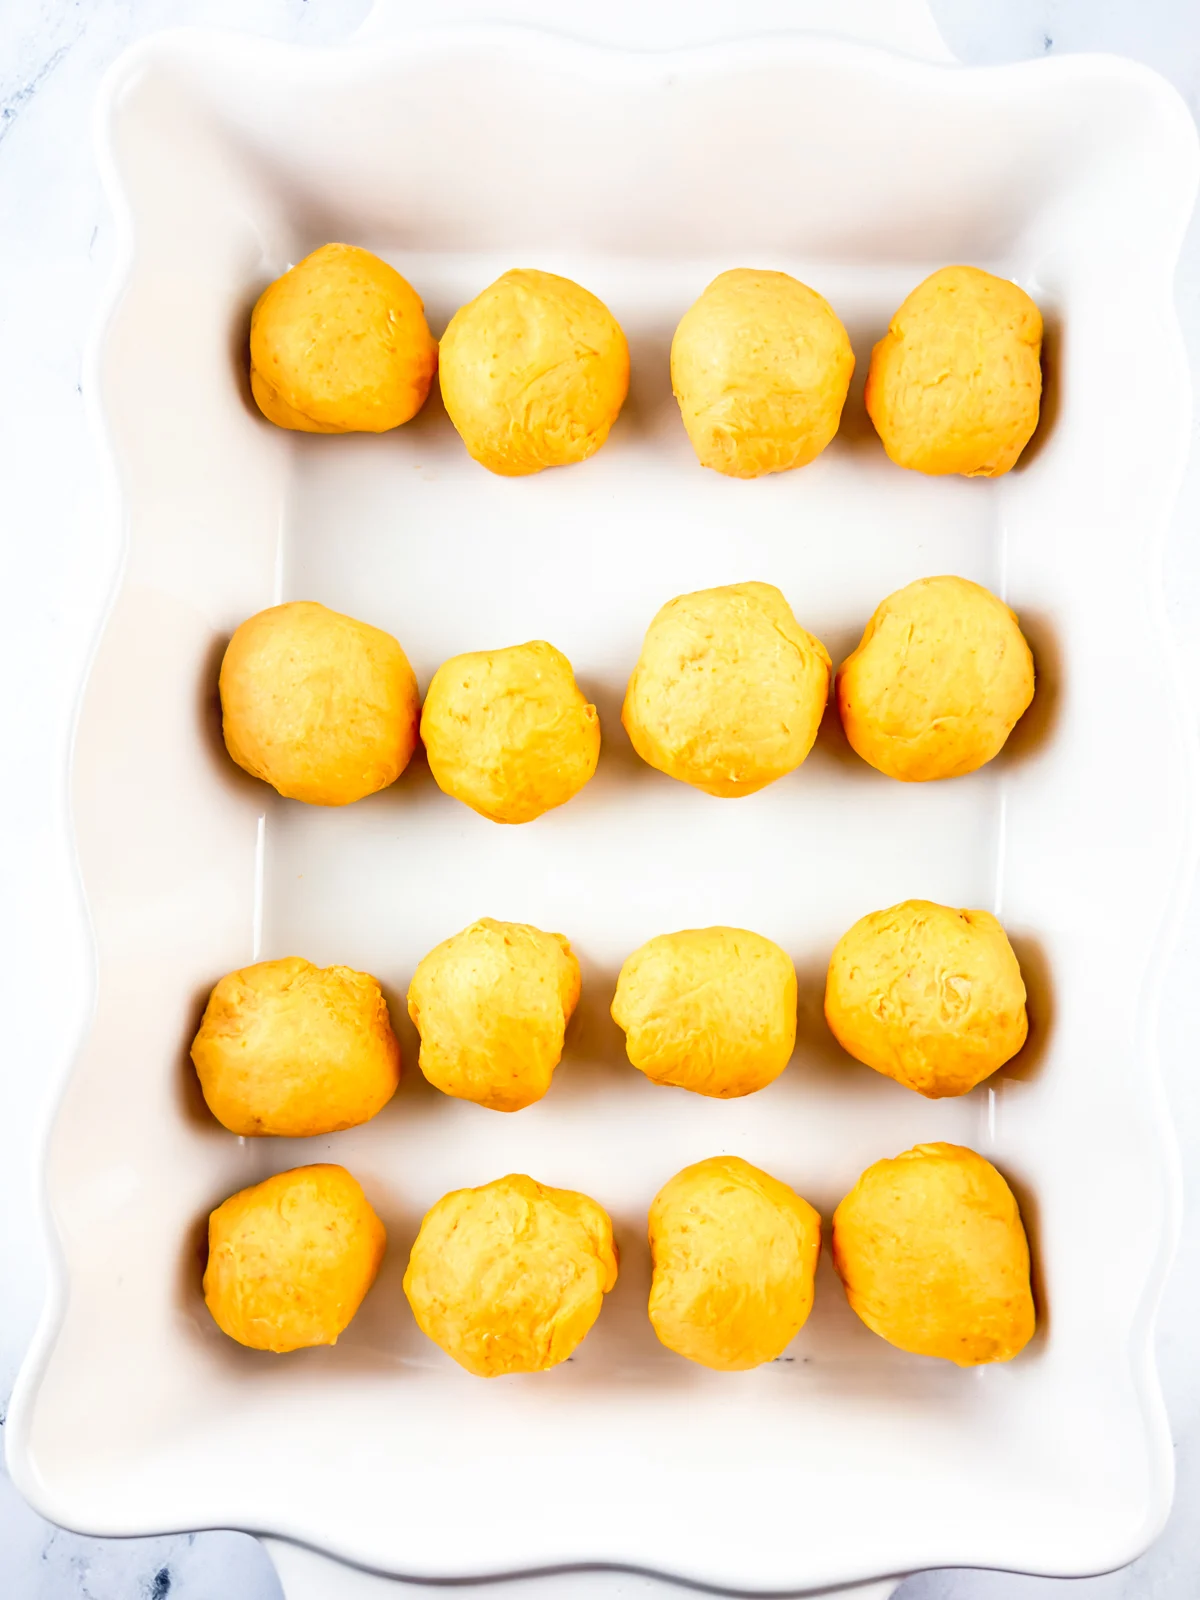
[7,7,1198,1597]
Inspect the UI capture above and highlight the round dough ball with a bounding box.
[832,1142,1035,1365]
[825,900,1027,1098]
[671,268,854,478]
[837,575,1034,782]
[407,919,580,1112]
[220,600,420,806]
[403,1174,618,1376]
[421,640,600,823]
[612,926,797,1098]
[191,957,401,1137]
[204,1164,385,1353]
[439,268,629,476]
[249,243,437,433]
[649,1156,821,1371]
[622,582,831,797]
[865,265,1042,477]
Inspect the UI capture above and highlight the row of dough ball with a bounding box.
[251,245,1043,480]
[190,901,1028,1140]
[219,574,1035,813]
[203,1148,1035,1371]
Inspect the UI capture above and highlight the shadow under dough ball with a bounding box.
[249,243,437,433]
[649,1156,821,1370]
[622,581,831,797]
[219,600,420,806]
[403,1173,618,1376]
[203,1164,386,1353]
[837,574,1034,782]
[407,918,580,1111]
[832,1142,1035,1366]
[671,267,854,477]
[865,264,1043,477]
[438,268,629,476]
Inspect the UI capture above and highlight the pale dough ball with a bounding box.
[403,1174,618,1376]
[191,957,401,1137]
[671,268,854,477]
[220,600,420,806]
[622,582,831,797]
[249,243,437,433]
[438,268,629,476]
[204,1164,385,1353]
[825,899,1027,1098]
[649,1156,821,1370]
[611,926,797,1098]
[837,575,1034,782]
[865,265,1042,477]
[421,640,600,823]
[407,919,580,1112]
[832,1142,1035,1365]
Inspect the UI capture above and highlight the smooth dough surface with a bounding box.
[612,926,797,1098]
[865,265,1042,476]
[649,1156,821,1370]
[204,1164,386,1353]
[832,1142,1035,1365]
[407,919,580,1111]
[825,899,1027,1098]
[837,575,1034,782]
[403,1174,618,1376]
[220,601,420,806]
[250,243,437,433]
[671,268,854,478]
[622,582,831,797]
[421,639,600,823]
[191,957,401,1136]
[438,268,629,476]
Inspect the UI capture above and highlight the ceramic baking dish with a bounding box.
[7,6,1199,1597]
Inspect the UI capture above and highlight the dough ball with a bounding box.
[865,266,1042,477]
[825,899,1027,1098]
[439,268,629,476]
[649,1156,821,1371]
[403,1174,618,1376]
[204,1164,385,1353]
[837,575,1034,782]
[407,919,580,1112]
[671,268,854,478]
[832,1142,1035,1365]
[220,600,420,806]
[622,582,831,797]
[421,640,600,823]
[191,957,401,1137]
[612,926,797,1098]
[249,243,437,433]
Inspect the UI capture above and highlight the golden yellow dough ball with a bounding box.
[403,1174,618,1376]
[220,600,420,806]
[249,243,437,433]
[612,927,797,1098]
[832,1143,1035,1365]
[837,575,1034,783]
[421,640,600,824]
[191,957,400,1137]
[438,268,629,476]
[649,1156,821,1371]
[204,1164,386,1353]
[865,265,1042,477]
[407,919,580,1112]
[671,268,855,478]
[825,900,1027,1099]
[622,582,831,797]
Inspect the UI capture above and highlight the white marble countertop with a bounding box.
[2,1,1198,1596]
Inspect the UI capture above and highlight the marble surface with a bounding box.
[1,0,1198,1595]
